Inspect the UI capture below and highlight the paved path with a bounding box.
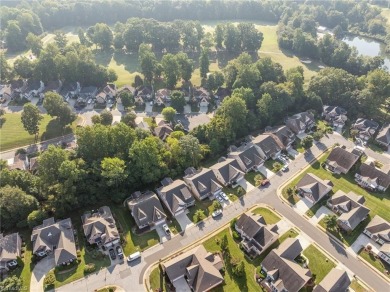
[56,134,390,292]
[30,256,55,292]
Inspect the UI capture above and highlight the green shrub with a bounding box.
[44,274,55,286]
[230,218,237,231]
[84,263,96,274]
[232,231,241,241]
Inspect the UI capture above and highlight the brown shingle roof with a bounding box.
[326,147,360,173]
[357,163,390,190]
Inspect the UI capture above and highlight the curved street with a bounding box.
[55,133,390,292]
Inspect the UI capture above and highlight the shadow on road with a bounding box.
[328,236,348,258]
[197,221,205,230]
[239,196,245,206]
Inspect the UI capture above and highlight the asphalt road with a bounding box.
[49,133,390,292]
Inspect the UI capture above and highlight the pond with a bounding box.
[343,35,390,71]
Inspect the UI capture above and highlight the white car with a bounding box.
[162,224,171,236]
[216,195,224,204]
[212,209,223,218]
[220,192,229,201]
[281,165,289,172]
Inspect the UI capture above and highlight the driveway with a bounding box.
[199,106,208,113]
[237,179,255,192]
[258,166,275,179]
[287,148,299,158]
[293,197,313,215]
[155,225,169,243]
[30,255,55,292]
[348,234,380,255]
[176,211,193,231]
[309,206,334,224]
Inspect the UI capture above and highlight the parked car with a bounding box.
[220,192,229,201]
[127,251,141,262]
[281,154,289,160]
[162,224,171,236]
[212,209,223,218]
[278,156,288,164]
[216,194,224,203]
[109,248,116,260]
[281,165,289,172]
[261,179,270,186]
[116,246,124,259]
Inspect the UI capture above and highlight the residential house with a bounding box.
[228,145,264,173]
[355,162,390,192]
[135,85,153,101]
[155,88,171,105]
[154,95,165,106]
[7,153,29,171]
[156,178,195,217]
[285,112,315,135]
[60,82,80,101]
[327,190,370,232]
[0,84,12,102]
[79,86,98,101]
[251,134,284,160]
[0,233,22,272]
[324,147,360,174]
[214,87,231,102]
[210,157,244,187]
[363,215,390,245]
[378,243,390,264]
[24,80,44,99]
[154,122,173,140]
[183,167,223,200]
[296,173,334,204]
[199,96,209,108]
[181,86,191,102]
[375,124,390,148]
[261,238,312,292]
[10,79,27,99]
[162,245,224,292]
[323,105,347,130]
[193,87,210,107]
[117,85,135,96]
[235,212,278,257]
[352,118,379,141]
[265,125,296,150]
[96,83,116,104]
[42,80,62,96]
[313,268,351,292]
[137,120,150,130]
[81,206,120,249]
[127,191,167,230]
[31,218,77,266]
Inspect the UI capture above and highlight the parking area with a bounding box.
[237,179,255,192]
[349,234,380,255]
[176,211,193,231]
[258,166,275,179]
[155,224,170,243]
[103,243,125,266]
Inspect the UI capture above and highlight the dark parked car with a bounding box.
[109,248,116,260]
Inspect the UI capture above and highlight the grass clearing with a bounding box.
[187,200,213,223]
[358,248,390,278]
[0,113,78,151]
[244,171,263,186]
[303,245,335,284]
[251,207,281,224]
[282,151,390,222]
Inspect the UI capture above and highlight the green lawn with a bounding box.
[305,196,328,218]
[149,265,167,292]
[187,200,213,223]
[264,159,276,171]
[358,248,390,278]
[318,216,369,247]
[294,138,305,153]
[303,245,335,284]
[0,113,79,151]
[222,186,246,202]
[111,205,159,255]
[244,171,263,186]
[350,279,369,292]
[251,207,281,224]
[202,227,299,292]
[282,151,390,222]
[168,218,182,235]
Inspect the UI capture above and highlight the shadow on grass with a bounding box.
[40,119,73,141]
[113,52,140,73]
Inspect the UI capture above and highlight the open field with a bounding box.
[282,151,390,222]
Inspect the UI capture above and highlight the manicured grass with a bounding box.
[149,265,167,292]
[294,138,305,153]
[244,171,263,186]
[350,279,369,292]
[264,159,275,171]
[305,196,328,218]
[303,245,336,284]
[0,113,79,151]
[222,186,246,202]
[251,207,281,224]
[358,248,390,278]
[168,218,182,235]
[111,205,159,255]
[282,151,390,222]
[187,200,213,223]
[318,216,369,247]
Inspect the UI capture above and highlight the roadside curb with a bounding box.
[143,203,275,291]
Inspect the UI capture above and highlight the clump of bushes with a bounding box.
[84,263,96,274]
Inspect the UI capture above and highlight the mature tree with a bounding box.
[14,56,35,79]
[107,68,118,82]
[21,103,43,142]
[6,21,25,52]
[256,57,286,84]
[0,185,39,229]
[128,136,170,185]
[101,157,127,188]
[0,168,40,198]
[199,49,210,79]
[238,23,263,51]
[91,115,102,124]
[43,92,76,127]
[54,30,68,50]
[139,44,157,83]
[162,107,177,123]
[121,112,137,128]
[170,91,186,112]
[119,91,134,109]
[301,135,314,150]
[87,23,113,50]
[232,87,256,109]
[100,110,113,126]
[175,52,193,82]
[38,145,68,187]
[161,53,180,89]
[78,28,91,47]
[0,108,6,127]
[27,210,48,229]
[214,24,225,48]
[324,214,338,230]
[212,200,222,211]
[0,276,22,291]
[26,32,43,56]
[220,234,228,251]
[178,135,203,168]
[193,209,206,223]
[206,72,225,92]
[233,64,260,91]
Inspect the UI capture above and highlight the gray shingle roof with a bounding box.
[262,238,312,292]
[157,179,195,215]
[252,134,283,157]
[210,158,244,185]
[357,163,390,190]
[313,268,351,292]
[296,173,333,202]
[127,191,167,228]
[326,147,360,173]
[376,124,390,146]
[265,125,296,148]
[184,168,222,198]
[365,215,390,243]
[0,233,22,268]
[286,112,315,134]
[154,124,173,140]
[228,145,264,171]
